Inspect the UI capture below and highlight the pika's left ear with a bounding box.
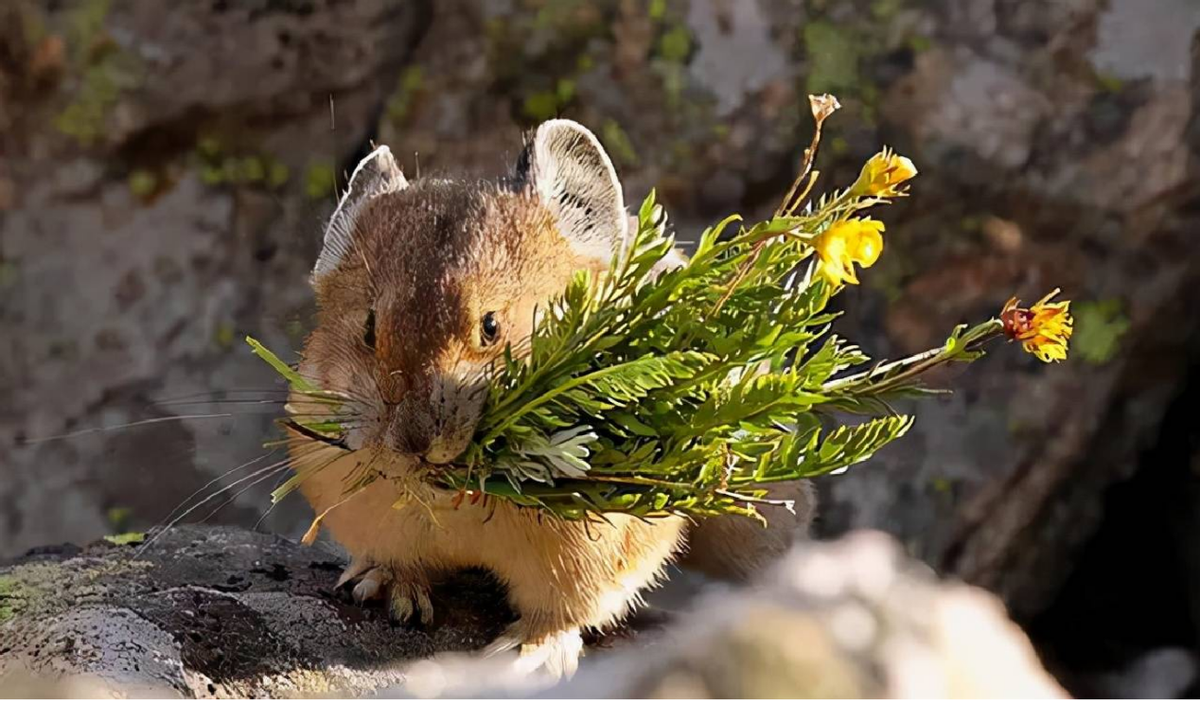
[314,145,408,281]
[518,119,628,261]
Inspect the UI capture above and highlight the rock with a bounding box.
[0,527,1064,699]
[588,532,1064,699]
[0,526,512,698]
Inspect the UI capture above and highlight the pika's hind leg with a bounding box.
[483,513,688,679]
[484,622,584,679]
[336,559,434,624]
[680,479,817,581]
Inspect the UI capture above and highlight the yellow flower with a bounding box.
[852,147,918,197]
[1000,289,1074,363]
[813,218,885,286]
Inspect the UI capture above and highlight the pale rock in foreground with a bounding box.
[0,527,1065,699]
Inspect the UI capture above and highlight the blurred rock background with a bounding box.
[2,0,1200,696]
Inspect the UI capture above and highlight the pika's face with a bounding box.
[301,123,628,471]
[305,180,591,464]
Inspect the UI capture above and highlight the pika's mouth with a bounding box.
[422,433,471,465]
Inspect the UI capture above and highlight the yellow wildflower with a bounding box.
[813,218,885,286]
[1000,289,1073,363]
[852,147,918,197]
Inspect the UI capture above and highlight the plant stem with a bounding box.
[823,320,1005,395]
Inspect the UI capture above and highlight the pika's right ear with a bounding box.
[516,119,628,262]
[313,145,408,281]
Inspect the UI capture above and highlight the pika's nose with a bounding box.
[396,417,433,455]
[384,371,436,455]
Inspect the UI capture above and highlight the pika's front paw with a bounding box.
[484,621,584,679]
[387,576,434,625]
[336,561,434,625]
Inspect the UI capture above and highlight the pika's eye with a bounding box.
[480,311,500,346]
[363,309,376,349]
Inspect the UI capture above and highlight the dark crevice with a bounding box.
[1029,358,1200,698]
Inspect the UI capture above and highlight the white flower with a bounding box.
[508,426,599,479]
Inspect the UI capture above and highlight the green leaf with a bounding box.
[246,336,315,393]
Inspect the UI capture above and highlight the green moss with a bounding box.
[267,161,290,189]
[64,0,112,55]
[556,77,576,104]
[20,5,49,46]
[200,164,224,186]
[648,0,667,21]
[0,260,18,289]
[1095,71,1125,94]
[106,506,132,532]
[286,319,305,342]
[55,51,141,145]
[128,169,157,199]
[803,21,862,96]
[54,0,143,147]
[1073,299,1130,365]
[102,532,146,546]
[601,119,639,167]
[193,138,290,191]
[305,163,337,201]
[522,90,560,121]
[658,24,692,64]
[385,65,425,124]
[214,322,236,350]
[241,156,267,183]
[0,559,151,625]
[907,34,933,54]
[870,0,905,21]
[0,576,19,623]
[197,135,223,159]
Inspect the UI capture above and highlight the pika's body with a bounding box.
[292,121,812,677]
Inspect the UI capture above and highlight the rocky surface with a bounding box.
[3,0,1200,695]
[0,526,1064,699]
[0,526,513,697]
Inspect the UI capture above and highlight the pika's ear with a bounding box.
[518,119,628,261]
[313,145,408,281]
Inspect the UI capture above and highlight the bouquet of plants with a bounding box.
[251,95,1073,524]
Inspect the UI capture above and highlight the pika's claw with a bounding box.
[485,622,583,680]
[389,579,434,625]
[336,562,434,624]
[352,566,388,603]
[335,558,375,590]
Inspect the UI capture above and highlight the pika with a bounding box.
[291,120,814,677]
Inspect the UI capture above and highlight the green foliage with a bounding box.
[247,336,315,393]
[522,91,558,121]
[195,139,290,191]
[251,102,1044,524]
[423,189,1002,521]
[0,259,19,289]
[386,65,425,124]
[103,532,145,546]
[127,169,157,199]
[54,0,144,147]
[803,21,861,96]
[601,119,639,167]
[0,576,18,623]
[1073,299,1129,365]
[658,25,692,63]
[106,506,132,532]
[304,163,336,201]
[55,48,141,146]
[252,178,1007,522]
